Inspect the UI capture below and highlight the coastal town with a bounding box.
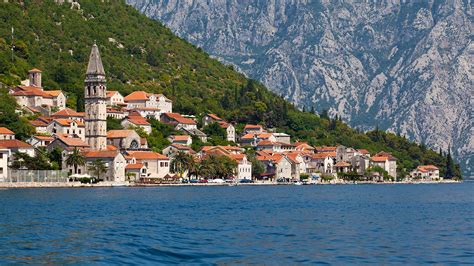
[0,44,447,187]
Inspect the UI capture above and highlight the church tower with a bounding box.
[84,43,107,151]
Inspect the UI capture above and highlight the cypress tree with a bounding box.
[445,144,455,179]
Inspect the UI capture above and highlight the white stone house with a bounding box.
[121,116,152,134]
[124,91,172,113]
[257,153,292,181]
[162,144,196,158]
[306,152,336,175]
[51,108,85,122]
[202,113,223,127]
[219,122,235,142]
[168,135,192,146]
[272,133,291,144]
[47,119,85,140]
[0,127,15,140]
[370,152,397,179]
[62,150,126,182]
[26,135,55,148]
[227,154,252,180]
[410,165,440,180]
[106,91,125,106]
[125,151,170,179]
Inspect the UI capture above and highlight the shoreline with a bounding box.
[0,180,462,189]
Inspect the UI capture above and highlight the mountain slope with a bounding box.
[0,0,461,179]
[127,0,473,178]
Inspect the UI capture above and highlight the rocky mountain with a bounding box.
[127,0,473,178]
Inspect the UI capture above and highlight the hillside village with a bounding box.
[0,44,445,185]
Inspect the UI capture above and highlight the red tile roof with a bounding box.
[29,68,42,73]
[107,130,136,138]
[169,144,196,153]
[0,127,14,135]
[83,150,119,159]
[0,140,33,149]
[417,165,439,172]
[207,114,223,121]
[126,163,144,170]
[370,156,389,162]
[32,135,54,141]
[170,135,191,141]
[334,161,351,167]
[127,116,150,126]
[56,135,89,147]
[357,149,370,155]
[244,124,263,130]
[52,108,83,118]
[127,151,168,160]
[240,133,255,140]
[124,91,149,101]
[163,113,196,125]
[30,120,48,127]
[53,119,84,127]
[311,152,337,159]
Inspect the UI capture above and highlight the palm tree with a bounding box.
[65,147,86,175]
[88,159,107,181]
[170,152,192,179]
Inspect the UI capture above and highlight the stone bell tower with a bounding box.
[84,43,107,151]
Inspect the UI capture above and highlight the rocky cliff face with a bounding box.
[127,0,473,177]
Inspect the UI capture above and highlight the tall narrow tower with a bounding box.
[84,43,107,151]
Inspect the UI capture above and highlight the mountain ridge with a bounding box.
[0,0,461,179]
[126,0,473,178]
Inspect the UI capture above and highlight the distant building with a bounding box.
[106,91,125,106]
[47,119,85,140]
[124,91,172,113]
[27,135,55,148]
[51,108,85,122]
[410,165,440,180]
[202,114,223,127]
[10,69,66,110]
[162,144,196,158]
[168,135,192,146]
[243,124,264,134]
[370,152,397,178]
[107,130,147,150]
[0,127,15,140]
[125,151,170,179]
[121,115,152,134]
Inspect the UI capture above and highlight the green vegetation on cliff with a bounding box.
[0,0,461,178]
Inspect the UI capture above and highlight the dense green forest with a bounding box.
[0,0,461,178]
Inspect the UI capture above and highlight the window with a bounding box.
[0,153,3,159]
[0,167,3,175]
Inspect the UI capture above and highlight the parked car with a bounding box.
[209,178,225,184]
[224,179,235,183]
[189,179,199,183]
[198,179,208,183]
[239,179,254,184]
[277,178,286,183]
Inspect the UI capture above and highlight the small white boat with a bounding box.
[294,181,303,186]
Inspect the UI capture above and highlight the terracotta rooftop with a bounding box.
[52,108,83,118]
[207,114,223,121]
[29,68,42,73]
[334,161,351,167]
[0,127,14,135]
[53,119,84,127]
[124,91,149,101]
[107,130,136,138]
[83,150,119,159]
[56,135,89,147]
[0,139,33,149]
[127,116,150,126]
[163,113,196,125]
[170,144,196,153]
[171,135,191,141]
[417,165,439,172]
[126,163,144,170]
[127,151,168,160]
[32,135,54,141]
[244,124,263,130]
[240,133,255,140]
[30,120,48,127]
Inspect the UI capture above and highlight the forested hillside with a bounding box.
[0,0,461,178]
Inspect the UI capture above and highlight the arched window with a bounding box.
[130,140,139,149]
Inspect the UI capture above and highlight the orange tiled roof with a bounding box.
[163,113,196,125]
[258,133,273,139]
[29,68,42,73]
[0,127,14,135]
[127,116,150,126]
[374,151,397,161]
[45,90,62,97]
[107,130,136,138]
[52,108,83,118]
[53,119,84,127]
[285,153,301,164]
[417,165,439,172]
[258,140,277,146]
[30,120,48,127]
[56,135,89,147]
[83,150,119,159]
[226,153,246,162]
[207,114,222,121]
[126,163,144,170]
[106,91,120,98]
[218,121,231,129]
[371,156,389,162]
[170,144,196,153]
[240,133,255,140]
[171,135,191,141]
[334,161,351,167]
[127,151,168,160]
[357,149,370,155]
[124,91,149,101]
[244,124,262,130]
[315,146,337,152]
[311,152,336,159]
[32,135,54,141]
[0,139,33,149]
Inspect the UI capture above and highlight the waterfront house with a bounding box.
[257,152,292,181]
[0,127,15,140]
[226,154,252,180]
[0,139,36,178]
[370,152,397,179]
[306,152,336,175]
[410,165,440,180]
[80,150,126,182]
[0,147,9,181]
[285,152,306,180]
[125,151,170,179]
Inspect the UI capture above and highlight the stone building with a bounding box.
[84,43,107,150]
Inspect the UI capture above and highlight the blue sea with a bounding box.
[0,183,473,264]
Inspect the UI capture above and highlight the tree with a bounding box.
[445,145,456,179]
[249,156,265,178]
[200,155,237,179]
[65,147,85,175]
[88,159,107,181]
[170,152,193,179]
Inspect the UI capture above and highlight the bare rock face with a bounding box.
[127,0,473,178]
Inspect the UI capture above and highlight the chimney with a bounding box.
[28,68,42,88]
